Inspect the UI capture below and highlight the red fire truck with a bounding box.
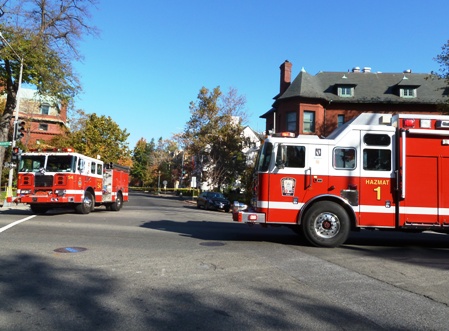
[232,113,449,247]
[16,148,129,214]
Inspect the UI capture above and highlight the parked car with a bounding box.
[197,192,231,212]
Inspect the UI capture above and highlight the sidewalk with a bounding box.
[0,194,197,211]
[0,202,30,211]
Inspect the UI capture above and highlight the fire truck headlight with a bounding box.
[19,189,31,195]
[55,189,66,196]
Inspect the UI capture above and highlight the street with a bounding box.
[0,192,449,330]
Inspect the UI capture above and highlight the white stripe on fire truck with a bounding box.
[258,201,449,216]
[62,189,85,195]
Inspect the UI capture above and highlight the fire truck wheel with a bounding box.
[30,204,49,214]
[110,193,123,211]
[75,191,94,214]
[302,201,350,248]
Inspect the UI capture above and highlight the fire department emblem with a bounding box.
[281,177,296,196]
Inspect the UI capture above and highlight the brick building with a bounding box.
[261,61,448,137]
[11,88,67,147]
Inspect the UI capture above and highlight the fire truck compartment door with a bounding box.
[400,155,439,225]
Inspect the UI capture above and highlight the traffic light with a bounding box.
[11,146,21,162]
[14,120,25,141]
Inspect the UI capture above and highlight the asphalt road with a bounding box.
[0,192,448,330]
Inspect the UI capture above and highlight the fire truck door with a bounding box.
[269,144,313,224]
[358,131,396,227]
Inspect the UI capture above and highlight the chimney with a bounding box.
[280,60,292,94]
[362,67,371,73]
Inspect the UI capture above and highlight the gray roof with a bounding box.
[276,70,449,105]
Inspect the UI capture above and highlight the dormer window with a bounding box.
[40,103,50,115]
[400,87,416,98]
[338,85,354,97]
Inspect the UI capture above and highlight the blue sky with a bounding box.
[74,0,449,149]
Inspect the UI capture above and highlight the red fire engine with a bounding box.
[16,148,129,214]
[232,113,449,247]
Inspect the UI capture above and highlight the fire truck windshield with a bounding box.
[20,155,77,173]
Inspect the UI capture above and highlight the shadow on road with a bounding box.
[140,219,301,245]
[0,252,387,330]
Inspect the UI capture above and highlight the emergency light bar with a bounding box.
[273,132,296,138]
[28,147,75,152]
[402,119,415,128]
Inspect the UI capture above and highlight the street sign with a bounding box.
[0,141,11,147]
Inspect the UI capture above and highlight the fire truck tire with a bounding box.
[110,193,123,211]
[75,191,94,214]
[302,201,350,248]
[30,204,49,214]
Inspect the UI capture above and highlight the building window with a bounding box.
[41,104,50,115]
[338,86,354,97]
[337,115,345,127]
[400,87,416,98]
[303,111,315,133]
[39,123,48,131]
[286,112,297,132]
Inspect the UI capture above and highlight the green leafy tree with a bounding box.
[130,138,154,186]
[0,0,98,177]
[130,137,179,188]
[52,111,130,164]
[181,86,249,191]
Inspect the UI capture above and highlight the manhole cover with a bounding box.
[54,247,87,253]
[199,242,226,247]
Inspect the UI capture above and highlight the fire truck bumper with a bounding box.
[19,195,75,204]
[232,201,266,223]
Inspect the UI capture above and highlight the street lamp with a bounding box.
[157,171,161,194]
[0,32,24,204]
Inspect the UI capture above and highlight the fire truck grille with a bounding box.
[34,175,53,188]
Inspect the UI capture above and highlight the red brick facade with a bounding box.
[13,88,67,148]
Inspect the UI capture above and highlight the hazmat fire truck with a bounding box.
[15,148,129,214]
[232,113,449,247]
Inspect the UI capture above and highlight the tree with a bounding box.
[130,138,154,187]
[181,86,249,191]
[0,0,98,180]
[130,137,179,188]
[435,40,449,81]
[434,40,449,113]
[51,111,130,164]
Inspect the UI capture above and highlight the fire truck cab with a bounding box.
[16,148,129,215]
[232,113,449,247]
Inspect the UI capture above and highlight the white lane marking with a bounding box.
[0,215,37,233]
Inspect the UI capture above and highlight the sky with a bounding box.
[73,0,449,149]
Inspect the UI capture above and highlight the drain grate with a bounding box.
[199,242,226,247]
[54,247,87,253]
